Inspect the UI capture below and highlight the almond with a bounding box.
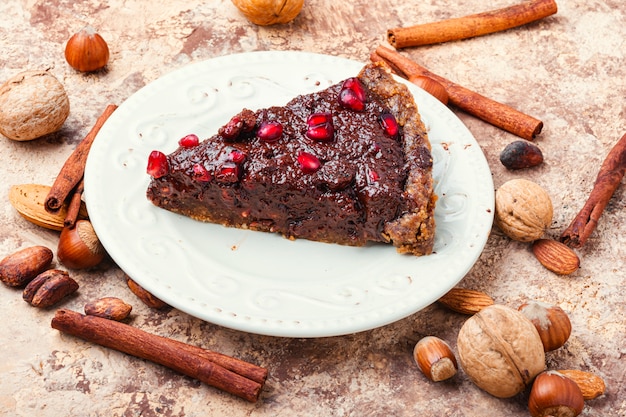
[0,245,54,287]
[532,239,580,275]
[9,184,88,231]
[437,288,494,315]
[557,369,606,400]
[126,277,169,310]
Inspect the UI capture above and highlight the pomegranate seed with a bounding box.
[379,112,399,137]
[338,78,366,111]
[257,121,283,142]
[297,151,321,174]
[228,149,247,163]
[178,134,199,147]
[146,151,169,178]
[368,169,380,182]
[192,163,211,182]
[339,88,365,111]
[342,78,366,101]
[219,110,255,141]
[215,162,240,183]
[306,113,334,142]
[220,116,243,140]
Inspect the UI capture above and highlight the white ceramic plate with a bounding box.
[85,51,494,338]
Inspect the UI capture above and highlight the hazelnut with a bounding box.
[528,371,584,417]
[57,220,106,270]
[457,304,546,398]
[519,300,572,352]
[65,26,110,72]
[0,70,70,141]
[494,178,553,242]
[413,336,458,381]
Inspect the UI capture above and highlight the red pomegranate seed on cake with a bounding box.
[146,151,169,178]
[368,169,380,182]
[338,78,366,111]
[228,149,247,163]
[342,78,366,101]
[178,134,199,147]
[192,163,211,182]
[379,112,399,137]
[215,162,240,183]
[306,113,334,141]
[338,88,365,111]
[220,116,243,140]
[257,121,283,142]
[297,151,321,174]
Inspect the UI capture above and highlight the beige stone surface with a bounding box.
[1,0,625,415]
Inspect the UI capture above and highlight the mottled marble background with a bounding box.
[1,1,625,416]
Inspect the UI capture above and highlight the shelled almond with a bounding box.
[532,239,580,275]
[437,288,494,315]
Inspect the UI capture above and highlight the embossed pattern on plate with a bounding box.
[84,51,494,337]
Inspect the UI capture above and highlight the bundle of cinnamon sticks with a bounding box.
[377,0,559,140]
[44,104,117,227]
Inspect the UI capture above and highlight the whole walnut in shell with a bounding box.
[231,0,304,25]
[494,178,553,242]
[0,70,70,141]
[457,304,546,398]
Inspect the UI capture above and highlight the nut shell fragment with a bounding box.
[23,269,79,308]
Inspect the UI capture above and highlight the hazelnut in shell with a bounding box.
[57,220,106,269]
[519,300,572,352]
[528,371,584,417]
[457,304,546,398]
[65,26,110,72]
[413,336,458,381]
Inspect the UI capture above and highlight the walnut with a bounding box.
[457,304,546,398]
[0,70,70,141]
[494,178,553,242]
[231,0,304,26]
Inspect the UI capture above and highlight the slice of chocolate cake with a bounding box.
[145,62,436,255]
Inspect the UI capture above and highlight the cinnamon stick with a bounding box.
[373,46,543,140]
[560,132,626,248]
[63,178,84,228]
[388,0,558,49]
[45,104,117,213]
[51,309,267,402]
